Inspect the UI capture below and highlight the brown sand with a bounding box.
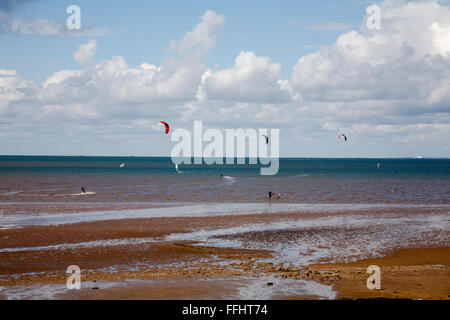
[0,213,448,299]
[307,247,450,300]
[1,246,448,299]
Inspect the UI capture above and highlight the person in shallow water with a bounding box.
[268,191,283,199]
[81,187,86,193]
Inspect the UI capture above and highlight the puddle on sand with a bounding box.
[0,276,336,300]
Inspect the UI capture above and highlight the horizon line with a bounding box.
[0,154,448,160]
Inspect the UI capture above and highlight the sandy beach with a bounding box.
[1,209,448,300]
[308,247,450,300]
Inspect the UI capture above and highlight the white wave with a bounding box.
[0,191,23,196]
[70,192,96,196]
[291,174,311,178]
[52,191,96,196]
[0,237,158,253]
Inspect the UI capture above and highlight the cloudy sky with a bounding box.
[1,0,449,157]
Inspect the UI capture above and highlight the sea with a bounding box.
[0,155,449,227]
[0,156,449,204]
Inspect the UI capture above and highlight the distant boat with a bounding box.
[119,163,125,168]
[414,156,424,159]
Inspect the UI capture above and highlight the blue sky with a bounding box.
[1,0,449,157]
[2,0,369,81]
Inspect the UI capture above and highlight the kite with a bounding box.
[159,121,170,135]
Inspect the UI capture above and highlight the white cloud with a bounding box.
[0,3,109,36]
[9,18,63,35]
[168,10,225,56]
[197,51,291,103]
[73,40,97,66]
[31,10,227,120]
[291,0,450,114]
[305,22,352,31]
[430,22,450,57]
[0,16,108,36]
[0,69,35,116]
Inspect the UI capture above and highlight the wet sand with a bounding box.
[1,245,447,300]
[307,247,450,300]
[0,211,448,300]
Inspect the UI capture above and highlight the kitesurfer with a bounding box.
[268,191,282,199]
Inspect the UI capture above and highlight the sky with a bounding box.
[0,0,449,158]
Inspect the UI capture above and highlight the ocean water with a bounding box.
[0,156,449,207]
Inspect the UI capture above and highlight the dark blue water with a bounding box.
[0,156,449,205]
[1,155,449,175]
